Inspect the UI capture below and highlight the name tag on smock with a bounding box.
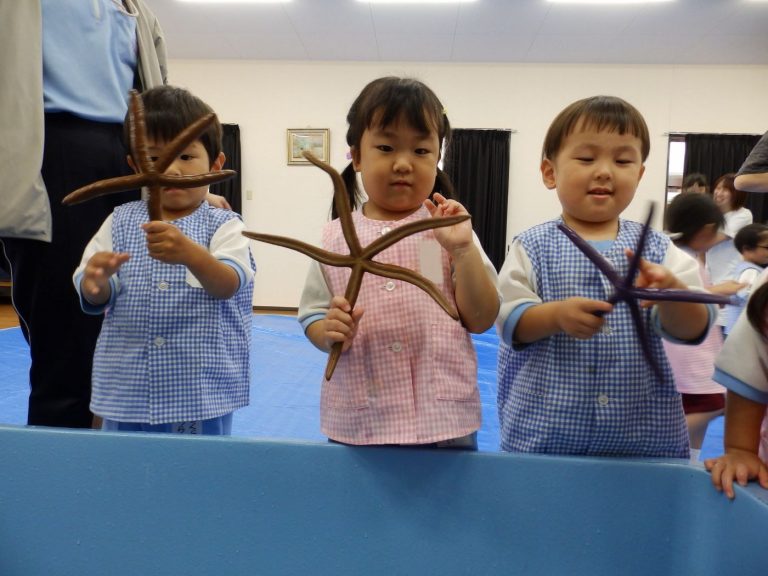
[419,240,444,286]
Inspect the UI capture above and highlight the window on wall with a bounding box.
[665,136,686,205]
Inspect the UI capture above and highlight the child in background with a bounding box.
[298,77,499,448]
[496,95,715,458]
[73,86,255,435]
[663,193,743,460]
[724,223,768,335]
[704,286,768,499]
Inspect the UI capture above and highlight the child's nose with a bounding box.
[164,159,183,176]
[392,152,412,172]
[594,159,612,180]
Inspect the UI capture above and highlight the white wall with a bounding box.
[168,60,768,308]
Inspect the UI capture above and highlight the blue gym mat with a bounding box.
[0,316,723,456]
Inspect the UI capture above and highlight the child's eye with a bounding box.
[376,145,393,152]
[179,154,194,161]
[149,156,160,163]
[415,148,432,155]
[576,157,593,162]
[616,159,634,165]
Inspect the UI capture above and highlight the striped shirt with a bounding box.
[75,201,255,424]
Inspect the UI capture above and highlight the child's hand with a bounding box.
[704,449,768,499]
[142,221,196,265]
[423,193,473,256]
[556,297,613,339]
[627,248,685,297]
[322,296,364,352]
[81,251,130,302]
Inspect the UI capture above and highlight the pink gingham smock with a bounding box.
[299,206,490,445]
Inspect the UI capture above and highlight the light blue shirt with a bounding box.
[42,0,137,122]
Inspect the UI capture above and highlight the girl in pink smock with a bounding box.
[298,77,499,448]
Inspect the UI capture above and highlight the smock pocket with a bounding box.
[429,321,479,402]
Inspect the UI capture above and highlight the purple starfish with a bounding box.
[557,203,731,379]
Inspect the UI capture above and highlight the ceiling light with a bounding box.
[547,0,673,4]
[357,0,478,4]
[177,0,292,4]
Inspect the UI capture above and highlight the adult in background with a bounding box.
[0,0,169,428]
[735,130,768,193]
[713,173,753,238]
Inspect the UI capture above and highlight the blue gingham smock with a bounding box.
[74,201,255,424]
[496,218,712,458]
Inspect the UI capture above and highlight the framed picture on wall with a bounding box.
[287,128,330,165]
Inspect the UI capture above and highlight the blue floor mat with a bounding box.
[0,316,723,457]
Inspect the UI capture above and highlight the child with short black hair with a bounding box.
[496,95,715,458]
[723,223,768,335]
[73,85,255,435]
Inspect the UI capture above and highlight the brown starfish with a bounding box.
[62,90,236,221]
[243,151,470,380]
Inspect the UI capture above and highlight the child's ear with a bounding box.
[210,152,226,172]
[540,158,557,190]
[127,155,138,173]
[351,146,361,172]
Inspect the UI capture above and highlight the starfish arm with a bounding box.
[557,223,623,286]
[361,215,471,259]
[127,90,154,176]
[324,265,368,381]
[629,287,731,306]
[365,260,460,320]
[242,231,355,268]
[626,298,664,381]
[155,113,219,172]
[158,170,237,189]
[303,151,363,257]
[623,204,655,291]
[62,174,148,205]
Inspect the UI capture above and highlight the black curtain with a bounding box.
[443,129,510,271]
[683,133,764,222]
[210,124,242,214]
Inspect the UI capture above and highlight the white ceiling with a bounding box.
[149,0,768,65]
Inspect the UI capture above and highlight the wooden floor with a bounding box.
[0,299,18,329]
[0,300,295,330]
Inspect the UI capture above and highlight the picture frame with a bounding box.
[287,128,330,165]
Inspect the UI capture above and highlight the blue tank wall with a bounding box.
[0,424,766,575]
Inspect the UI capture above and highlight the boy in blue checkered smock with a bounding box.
[73,86,255,435]
[496,96,716,458]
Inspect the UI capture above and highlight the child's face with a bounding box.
[130,138,224,221]
[743,235,768,266]
[351,112,440,221]
[713,182,733,212]
[686,223,720,252]
[541,122,645,238]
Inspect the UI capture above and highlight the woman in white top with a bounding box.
[714,173,753,238]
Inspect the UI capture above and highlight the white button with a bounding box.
[381,226,392,235]
[384,281,395,291]
[158,281,169,291]
[154,336,166,347]
[597,394,609,406]
[391,341,402,352]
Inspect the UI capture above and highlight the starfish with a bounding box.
[557,203,731,379]
[62,90,236,221]
[243,151,470,380]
